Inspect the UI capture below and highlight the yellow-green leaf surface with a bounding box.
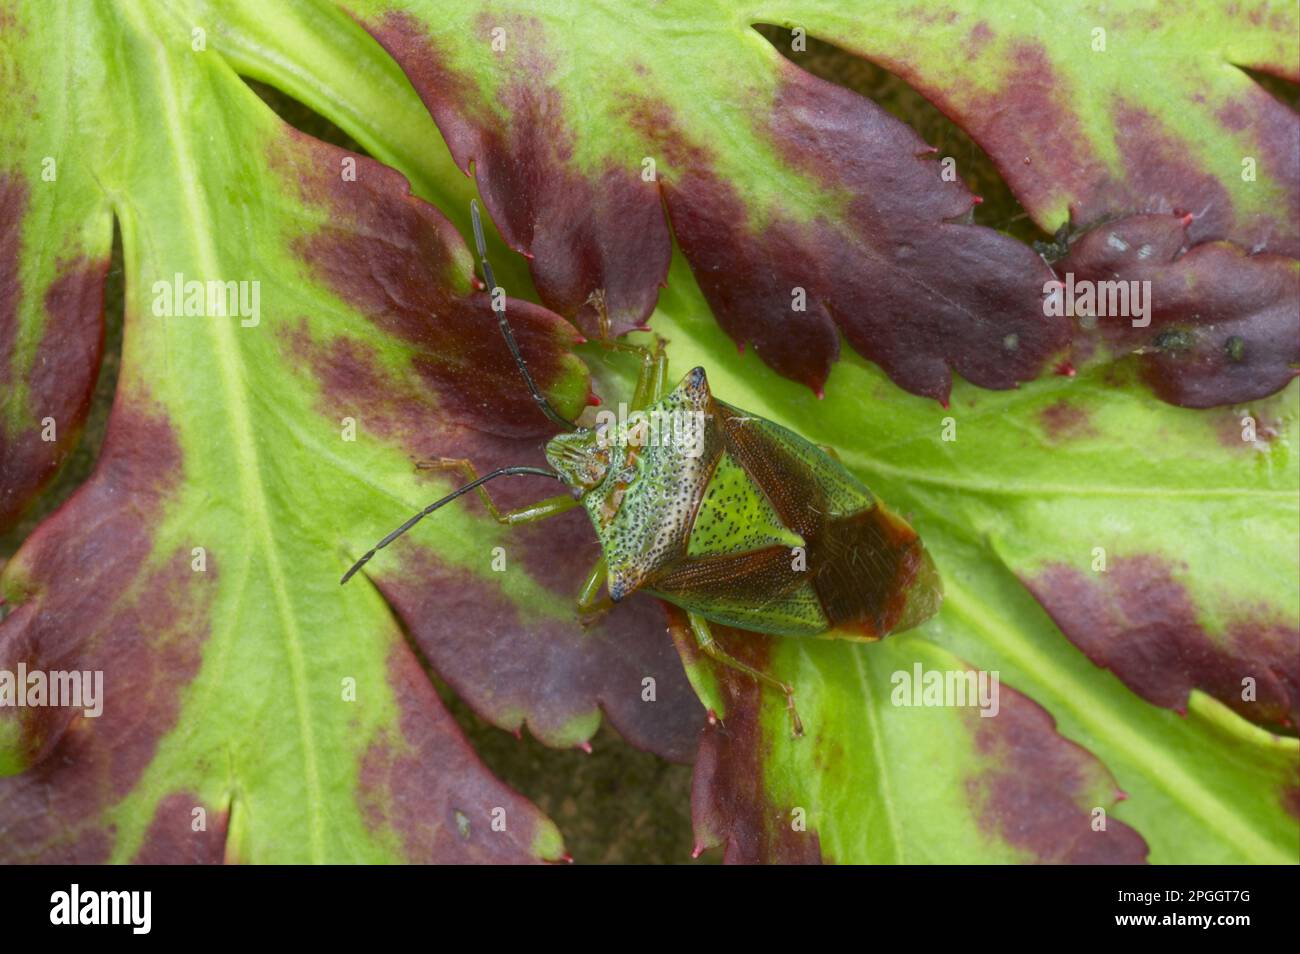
[0,0,708,863]
[317,0,1298,862]
[2,0,1296,864]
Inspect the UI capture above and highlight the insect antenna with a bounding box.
[340,465,562,585]
[470,199,577,431]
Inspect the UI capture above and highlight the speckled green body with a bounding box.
[546,368,942,639]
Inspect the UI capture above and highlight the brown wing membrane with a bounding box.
[810,506,939,638]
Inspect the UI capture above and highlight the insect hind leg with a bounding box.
[688,613,804,738]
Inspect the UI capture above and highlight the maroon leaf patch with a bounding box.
[1025,554,1300,731]
[1057,214,1300,408]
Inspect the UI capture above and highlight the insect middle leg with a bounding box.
[687,613,804,738]
[415,457,577,524]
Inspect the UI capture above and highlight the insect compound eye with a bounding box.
[573,447,611,490]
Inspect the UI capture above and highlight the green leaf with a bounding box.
[0,0,705,862]
[2,0,1296,866]
[341,0,1297,406]
[652,273,1298,862]
[757,0,1299,256]
[343,0,1070,401]
[317,0,1296,862]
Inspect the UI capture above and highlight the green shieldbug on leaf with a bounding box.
[342,201,944,737]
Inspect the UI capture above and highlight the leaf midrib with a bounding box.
[137,0,327,863]
[848,453,1296,500]
[848,645,904,862]
[942,575,1293,863]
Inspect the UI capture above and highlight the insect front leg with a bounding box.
[634,338,670,409]
[414,457,577,524]
[582,291,670,407]
[589,339,669,410]
[585,289,614,341]
[575,556,614,626]
[687,613,804,738]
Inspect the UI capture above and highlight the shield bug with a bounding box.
[342,201,944,736]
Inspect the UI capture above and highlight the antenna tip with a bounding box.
[340,559,366,585]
